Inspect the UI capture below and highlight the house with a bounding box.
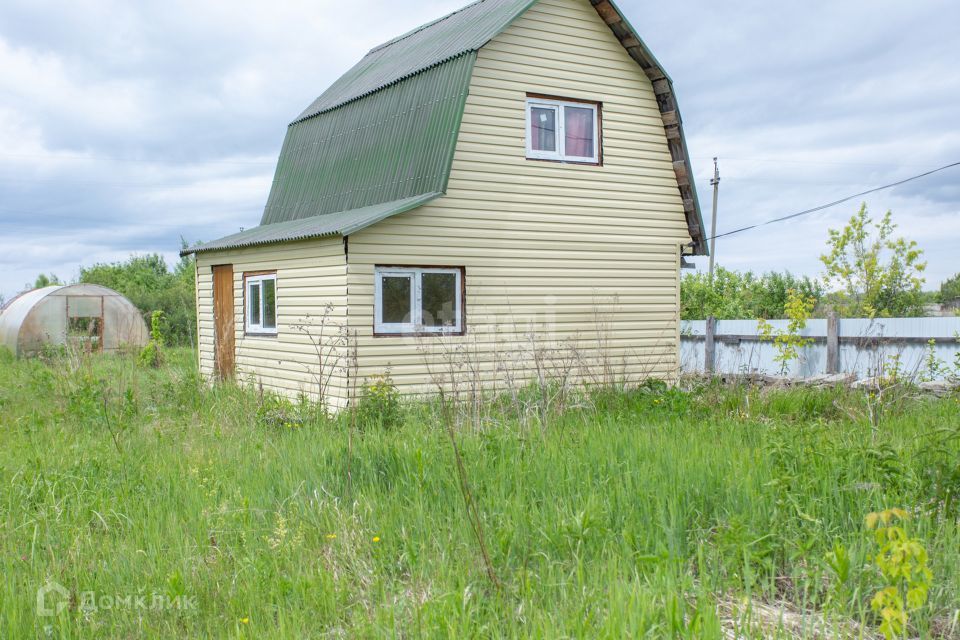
[184,0,707,409]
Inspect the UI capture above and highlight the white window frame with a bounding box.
[245,273,277,335]
[525,97,599,163]
[374,266,463,335]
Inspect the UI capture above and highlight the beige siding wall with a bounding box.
[196,237,349,409]
[346,0,690,393]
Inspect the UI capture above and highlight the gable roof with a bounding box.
[187,0,706,256]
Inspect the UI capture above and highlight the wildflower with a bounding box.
[372,536,380,543]
[240,617,249,624]
[326,533,336,540]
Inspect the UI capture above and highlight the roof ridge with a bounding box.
[367,0,490,55]
[291,51,474,124]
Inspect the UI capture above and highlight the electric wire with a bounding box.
[706,160,960,243]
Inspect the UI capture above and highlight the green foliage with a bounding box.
[79,243,197,346]
[256,394,306,430]
[681,267,823,320]
[865,508,932,639]
[355,372,403,430]
[138,311,166,368]
[32,272,62,289]
[940,272,960,304]
[756,289,816,374]
[820,203,927,318]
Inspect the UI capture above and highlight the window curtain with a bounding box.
[531,107,556,152]
[564,106,594,158]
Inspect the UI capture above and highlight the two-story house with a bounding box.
[184,0,707,408]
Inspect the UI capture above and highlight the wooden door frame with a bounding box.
[212,264,236,380]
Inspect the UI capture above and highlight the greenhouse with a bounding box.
[0,284,148,357]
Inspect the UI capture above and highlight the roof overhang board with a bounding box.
[589,0,708,255]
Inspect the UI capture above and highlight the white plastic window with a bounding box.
[246,274,277,335]
[526,97,599,163]
[374,267,462,335]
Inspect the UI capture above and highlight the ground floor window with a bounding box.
[374,266,464,335]
[245,272,277,335]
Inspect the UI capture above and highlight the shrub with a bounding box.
[79,247,197,346]
[355,372,403,430]
[681,267,823,320]
[756,288,816,375]
[938,272,960,304]
[256,394,305,431]
[138,311,166,368]
[866,509,932,639]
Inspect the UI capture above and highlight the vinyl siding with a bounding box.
[195,237,349,409]
[345,0,690,393]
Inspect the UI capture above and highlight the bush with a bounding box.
[138,311,166,368]
[681,267,823,320]
[940,272,960,304]
[355,373,403,430]
[80,247,197,346]
[256,394,305,430]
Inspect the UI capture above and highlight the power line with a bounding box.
[707,160,960,242]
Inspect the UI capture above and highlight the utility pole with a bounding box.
[707,157,720,281]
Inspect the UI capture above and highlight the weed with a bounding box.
[354,372,403,430]
[0,349,957,638]
[866,508,933,639]
[756,288,815,375]
[255,393,305,430]
[138,310,166,368]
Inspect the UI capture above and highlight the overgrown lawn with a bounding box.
[0,348,958,638]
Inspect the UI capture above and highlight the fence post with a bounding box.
[826,311,839,374]
[704,316,716,375]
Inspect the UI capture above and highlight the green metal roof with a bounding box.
[194,0,707,255]
[261,53,476,225]
[260,0,537,229]
[294,0,537,121]
[185,193,442,255]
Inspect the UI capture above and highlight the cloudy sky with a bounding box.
[1,0,958,301]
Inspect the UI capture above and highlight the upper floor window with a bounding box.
[374,266,464,335]
[525,96,600,164]
[245,272,277,335]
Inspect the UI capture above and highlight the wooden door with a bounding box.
[212,264,235,380]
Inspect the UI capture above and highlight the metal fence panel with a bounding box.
[680,317,960,379]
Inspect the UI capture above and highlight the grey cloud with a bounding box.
[1,0,959,300]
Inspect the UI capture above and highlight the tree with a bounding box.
[79,242,197,347]
[940,272,960,304]
[32,273,62,289]
[681,267,823,320]
[819,203,926,318]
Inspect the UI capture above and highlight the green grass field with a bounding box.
[0,347,957,638]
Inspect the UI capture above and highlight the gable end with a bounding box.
[589,0,707,255]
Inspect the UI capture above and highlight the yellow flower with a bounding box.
[326,533,336,539]
[372,536,380,543]
[240,617,249,624]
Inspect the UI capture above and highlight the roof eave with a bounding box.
[182,192,443,257]
[589,0,708,255]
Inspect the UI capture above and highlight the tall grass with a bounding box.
[0,348,957,638]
